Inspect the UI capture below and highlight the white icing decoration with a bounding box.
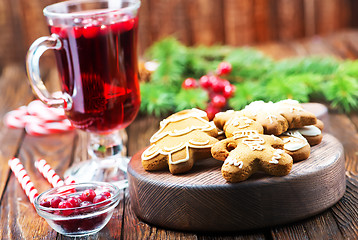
[283,137,306,151]
[227,116,254,129]
[298,125,321,136]
[233,130,259,138]
[141,144,160,159]
[233,130,265,151]
[188,139,210,145]
[266,114,277,124]
[243,99,304,118]
[163,143,185,152]
[270,149,284,164]
[282,130,308,151]
[225,156,243,168]
[215,110,234,117]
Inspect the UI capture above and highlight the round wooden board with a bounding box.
[128,134,346,232]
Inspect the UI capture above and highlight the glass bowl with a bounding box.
[34,182,120,237]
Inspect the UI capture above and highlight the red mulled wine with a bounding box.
[51,16,140,133]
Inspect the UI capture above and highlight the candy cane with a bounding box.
[8,157,39,205]
[27,100,65,121]
[35,159,65,188]
[64,176,76,185]
[4,100,74,137]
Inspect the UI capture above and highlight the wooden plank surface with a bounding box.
[1,30,358,239]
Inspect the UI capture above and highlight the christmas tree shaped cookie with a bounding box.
[141,109,219,174]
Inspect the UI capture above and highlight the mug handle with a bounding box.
[26,34,72,109]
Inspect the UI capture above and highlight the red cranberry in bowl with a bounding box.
[34,182,120,237]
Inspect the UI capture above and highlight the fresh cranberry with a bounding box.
[50,26,68,39]
[217,62,232,76]
[83,25,100,38]
[50,26,61,35]
[199,75,212,89]
[55,219,79,232]
[121,18,135,32]
[221,79,231,87]
[80,189,96,202]
[39,198,51,207]
[182,78,198,89]
[99,24,109,35]
[93,193,109,204]
[67,197,81,208]
[102,191,111,198]
[69,26,83,38]
[211,77,225,93]
[50,196,64,208]
[223,84,236,98]
[111,17,134,33]
[80,201,93,207]
[58,201,74,216]
[206,104,221,120]
[211,94,227,108]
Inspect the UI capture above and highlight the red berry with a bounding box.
[80,189,96,202]
[80,201,92,207]
[199,75,212,89]
[50,26,68,38]
[217,62,232,76]
[99,24,109,35]
[206,104,221,120]
[39,197,51,207]
[223,84,236,98]
[50,196,64,208]
[58,201,74,216]
[211,77,225,93]
[93,193,109,204]
[50,26,61,35]
[67,196,81,208]
[83,25,99,38]
[102,191,111,198]
[69,26,83,38]
[211,94,227,108]
[111,17,134,33]
[182,78,197,89]
[121,18,135,32]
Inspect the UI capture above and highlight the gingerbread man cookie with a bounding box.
[211,130,293,182]
[240,100,318,135]
[141,108,219,174]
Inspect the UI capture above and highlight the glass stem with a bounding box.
[88,130,124,159]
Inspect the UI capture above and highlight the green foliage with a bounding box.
[146,37,187,89]
[174,88,209,111]
[229,81,265,109]
[224,48,274,81]
[141,37,358,115]
[139,82,176,117]
[323,73,358,112]
[264,75,310,102]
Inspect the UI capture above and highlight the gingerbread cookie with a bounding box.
[279,130,310,162]
[211,130,293,182]
[240,100,318,135]
[214,111,264,137]
[141,108,219,174]
[296,119,324,146]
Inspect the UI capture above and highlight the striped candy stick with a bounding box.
[35,159,65,188]
[8,157,39,205]
[35,159,76,195]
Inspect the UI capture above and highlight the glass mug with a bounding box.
[26,0,141,184]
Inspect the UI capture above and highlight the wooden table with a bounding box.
[1,30,358,239]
